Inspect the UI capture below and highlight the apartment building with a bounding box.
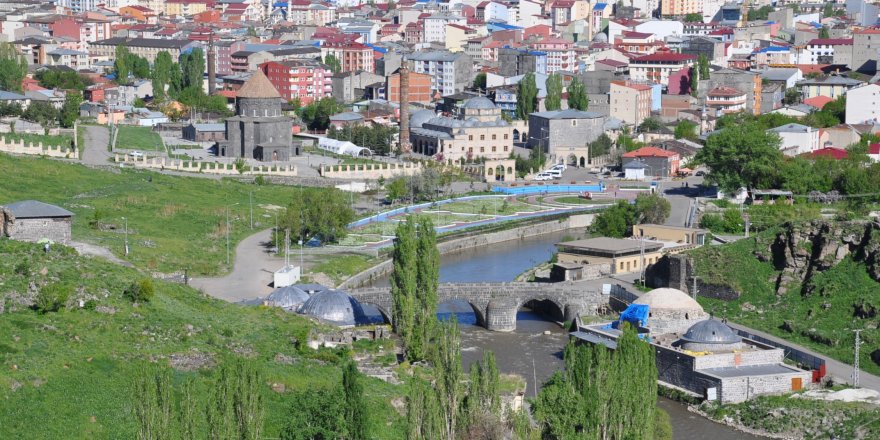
[629,53,696,87]
[260,60,331,104]
[408,51,472,97]
[610,80,652,126]
[89,37,198,64]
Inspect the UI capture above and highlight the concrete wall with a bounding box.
[115,154,298,176]
[0,138,75,159]
[319,162,424,179]
[718,370,812,403]
[694,347,783,370]
[340,215,595,289]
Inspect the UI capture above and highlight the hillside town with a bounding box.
[2,0,880,439]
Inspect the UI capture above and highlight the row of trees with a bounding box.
[276,188,355,245]
[295,97,344,131]
[515,73,589,119]
[133,359,264,440]
[0,97,82,130]
[391,216,440,361]
[328,123,398,155]
[280,361,369,440]
[36,69,93,90]
[384,167,454,203]
[0,42,28,92]
[590,193,672,238]
[533,326,661,439]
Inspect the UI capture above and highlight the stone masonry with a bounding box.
[349,282,607,331]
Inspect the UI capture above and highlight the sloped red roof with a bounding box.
[631,53,695,63]
[807,38,853,46]
[708,86,744,97]
[870,143,880,155]
[803,95,834,109]
[623,146,678,158]
[807,147,848,160]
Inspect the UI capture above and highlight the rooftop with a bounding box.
[556,237,664,254]
[3,200,74,218]
[633,288,703,311]
[236,69,281,99]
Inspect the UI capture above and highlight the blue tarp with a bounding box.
[617,304,649,328]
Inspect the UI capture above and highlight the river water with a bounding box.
[365,230,758,439]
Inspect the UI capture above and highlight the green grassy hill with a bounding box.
[0,154,311,275]
[689,231,880,376]
[0,239,405,439]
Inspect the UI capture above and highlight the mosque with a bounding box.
[572,287,814,404]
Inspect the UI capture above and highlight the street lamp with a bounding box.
[121,217,129,256]
[226,202,240,266]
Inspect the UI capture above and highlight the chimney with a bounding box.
[398,60,411,153]
[207,33,217,95]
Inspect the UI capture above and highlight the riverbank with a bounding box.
[339,213,594,289]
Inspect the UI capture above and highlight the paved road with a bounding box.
[727,322,880,392]
[80,125,113,166]
[190,228,280,302]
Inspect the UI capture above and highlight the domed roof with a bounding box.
[593,32,608,43]
[266,285,310,310]
[298,289,366,326]
[461,96,497,110]
[681,319,742,344]
[237,69,281,99]
[633,288,704,311]
[410,109,436,128]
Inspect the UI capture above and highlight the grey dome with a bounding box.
[593,32,608,43]
[462,96,497,110]
[410,109,436,128]
[298,289,366,326]
[681,319,742,345]
[266,285,310,311]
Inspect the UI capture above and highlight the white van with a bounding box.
[533,172,553,181]
[550,163,566,171]
[546,169,562,179]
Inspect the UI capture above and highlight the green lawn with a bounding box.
[354,212,491,236]
[689,232,880,376]
[0,239,406,439]
[441,198,543,215]
[0,154,335,276]
[309,254,380,285]
[1,132,74,148]
[553,196,614,205]
[116,125,164,151]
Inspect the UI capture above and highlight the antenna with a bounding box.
[284,228,290,267]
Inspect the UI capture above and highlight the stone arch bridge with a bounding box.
[349,282,608,332]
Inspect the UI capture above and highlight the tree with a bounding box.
[391,217,417,355]
[567,77,588,111]
[783,87,801,105]
[433,318,463,440]
[152,51,176,102]
[697,54,710,79]
[516,73,538,119]
[695,122,783,192]
[819,26,830,39]
[323,54,342,74]
[300,97,343,131]
[683,13,703,22]
[276,188,355,245]
[386,177,407,203]
[545,73,563,111]
[690,65,700,97]
[22,101,60,128]
[0,42,28,92]
[413,217,439,360]
[36,69,92,90]
[343,362,368,440]
[634,192,672,224]
[473,72,486,91]
[590,200,636,238]
[638,117,663,133]
[180,48,206,91]
[390,216,439,361]
[59,91,82,128]
[674,120,698,140]
[133,366,173,440]
[588,133,613,158]
[114,45,131,84]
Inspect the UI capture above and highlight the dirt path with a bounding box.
[80,125,113,166]
[190,228,281,302]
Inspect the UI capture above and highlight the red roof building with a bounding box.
[807,147,848,160]
[622,147,680,177]
[803,95,834,110]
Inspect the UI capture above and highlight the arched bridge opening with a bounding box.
[437,298,486,327]
[519,297,566,325]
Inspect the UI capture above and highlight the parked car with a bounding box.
[550,163,566,172]
[129,151,144,158]
[546,169,563,179]
[533,172,553,181]
[695,170,706,176]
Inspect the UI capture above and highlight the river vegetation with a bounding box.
[589,192,671,238]
[391,216,440,361]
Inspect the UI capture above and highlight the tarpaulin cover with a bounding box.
[616,304,649,328]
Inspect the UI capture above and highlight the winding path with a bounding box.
[190,228,280,302]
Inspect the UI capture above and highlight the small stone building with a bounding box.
[182,123,226,142]
[0,200,74,244]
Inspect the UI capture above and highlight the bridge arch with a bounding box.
[517,295,567,324]
[437,297,487,327]
[358,301,393,325]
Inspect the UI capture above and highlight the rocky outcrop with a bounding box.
[644,254,740,300]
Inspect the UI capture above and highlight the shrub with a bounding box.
[124,278,155,302]
[34,283,72,313]
[14,260,30,276]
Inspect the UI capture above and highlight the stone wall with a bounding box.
[319,162,424,180]
[645,254,742,300]
[115,154,298,177]
[693,347,784,370]
[718,370,812,404]
[581,263,612,280]
[655,345,721,399]
[7,217,72,244]
[0,138,75,159]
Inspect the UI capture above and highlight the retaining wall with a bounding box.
[0,138,75,158]
[319,162,423,179]
[115,154,298,176]
[339,214,594,289]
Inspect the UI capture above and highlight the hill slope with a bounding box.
[0,239,404,439]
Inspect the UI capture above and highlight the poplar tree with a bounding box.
[567,77,589,111]
[516,73,538,119]
[343,361,368,440]
[114,45,130,85]
[133,366,173,440]
[412,217,439,360]
[152,51,175,102]
[391,217,417,354]
[433,318,463,440]
[545,73,563,111]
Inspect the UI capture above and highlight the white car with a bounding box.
[550,163,566,171]
[128,151,144,158]
[546,169,563,179]
[533,172,553,181]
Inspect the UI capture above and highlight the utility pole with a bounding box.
[692,276,699,300]
[853,329,862,387]
[226,206,230,266]
[249,191,254,229]
[639,234,645,286]
[122,217,129,256]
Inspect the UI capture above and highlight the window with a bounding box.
[572,120,578,127]
[469,135,473,140]
[480,135,485,140]
[492,146,496,152]
[504,134,508,139]
[480,147,485,153]
[492,134,496,140]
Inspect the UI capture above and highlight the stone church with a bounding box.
[218,69,295,161]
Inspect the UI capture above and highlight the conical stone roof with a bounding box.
[237,69,281,99]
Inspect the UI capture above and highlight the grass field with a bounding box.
[553,196,615,205]
[116,126,164,151]
[354,212,491,236]
[0,154,325,275]
[309,254,380,285]
[439,198,543,216]
[0,239,406,439]
[1,132,74,148]
[689,232,880,376]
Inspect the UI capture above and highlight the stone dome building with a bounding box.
[678,319,745,352]
[218,69,295,161]
[265,285,310,311]
[298,289,367,327]
[633,288,708,334]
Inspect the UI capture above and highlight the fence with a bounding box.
[0,136,75,158]
[319,162,424,179]
[114,154,298,177]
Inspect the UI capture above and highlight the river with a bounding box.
[365,230,759,439]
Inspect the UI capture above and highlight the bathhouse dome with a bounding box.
[298,289,367,327]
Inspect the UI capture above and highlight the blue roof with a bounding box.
[488,22,523,31]
[594,3,607,10]
[366,43,387,53]
[758,46,789,53]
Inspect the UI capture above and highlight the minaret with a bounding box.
[398,59,411,153]
[208,32,217,95]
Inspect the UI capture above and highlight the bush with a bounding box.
[34,283,72,313]
[14,260,30,276]
[124,278,155,302]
